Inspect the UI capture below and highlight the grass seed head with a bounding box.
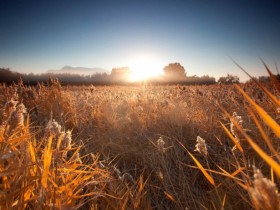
[230,112,243,151]
[45,119,62,137]
[249,168,280,210]
[156,136,166,153]
[194,136,208,157]
[61,130,72,150]
[6,103,26,132]
[3,99,17,119]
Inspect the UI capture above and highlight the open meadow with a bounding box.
[1,0,279,209]
[0,78,280,209]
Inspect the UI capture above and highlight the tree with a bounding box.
[163,63,186,81]
[218,74,240,84]
[110,67,131,81]
[0,68,22,84]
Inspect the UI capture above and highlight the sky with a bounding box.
[0,0,280,81]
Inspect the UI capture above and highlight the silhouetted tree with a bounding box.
[218,74,240,84]
[163,63,186,81]
[0,68,22,84]
[110,67,131,81]
[184,74,216,85]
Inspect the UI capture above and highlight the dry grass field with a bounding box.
[0,74,280,209]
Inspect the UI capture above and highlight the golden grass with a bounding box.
[0,66,279,209]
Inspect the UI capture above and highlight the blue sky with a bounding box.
[0,0,279,81]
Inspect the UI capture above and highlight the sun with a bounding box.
[126,54,164,82]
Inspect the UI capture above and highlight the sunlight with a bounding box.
[127,54,164,81]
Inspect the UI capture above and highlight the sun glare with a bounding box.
[127,54,164,82]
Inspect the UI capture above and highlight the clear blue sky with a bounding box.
[0,0,279,81]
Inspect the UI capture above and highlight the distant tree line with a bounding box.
[0,63,245,86]
[217,74,240,84]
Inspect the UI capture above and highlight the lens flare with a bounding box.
[127,54,164,81]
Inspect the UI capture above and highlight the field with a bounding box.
[0,78,280,209]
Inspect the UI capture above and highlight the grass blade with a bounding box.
[220,122,243,153]
[231,59,280,107]
[235,85,280,138]
[246,106,280,162]
[246,135,280,178]
[230,115,280,178]
[260,58,280,93]
[187,150,215,186]
[42,136,52,189]
[164,191,176,203]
